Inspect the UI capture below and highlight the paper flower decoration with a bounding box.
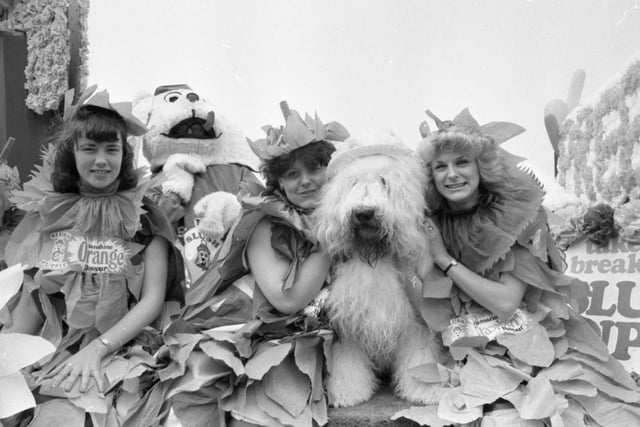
[63,85,148,136]
[248,101,349,161]
[582,203,617,246]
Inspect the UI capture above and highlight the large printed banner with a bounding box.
[565,236,640,373]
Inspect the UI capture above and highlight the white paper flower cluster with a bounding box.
[3,0,88,114]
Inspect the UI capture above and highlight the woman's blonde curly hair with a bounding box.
[417,125,517,211]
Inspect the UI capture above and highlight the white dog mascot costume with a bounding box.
[132,84,262,286]
[314,130,445,408]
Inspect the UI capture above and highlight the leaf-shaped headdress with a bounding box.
[419,108,526,167]
[248,101,350,161]
[63,85,148,136]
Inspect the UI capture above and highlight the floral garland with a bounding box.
[557,58,640,204]
[2,0,90,114]
[74,0,90,91]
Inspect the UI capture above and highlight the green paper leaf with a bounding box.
[199,339,245,377]
[263,355,310,417]
[497,323,554,367]
[166,351,231,399]
[562,351,637,389]
[436,387,483,424]
[0,333,55,375]
[245,342,292,380]
[550,379,597,397]
[538,359,583,381]
[256,379,313,427]
[0,372,36,418]
[28,398,85,427]
[564,311,610,361]
[0,263,23,309]
[392,404,449,427]
[519,376,559,419]
[459,352,524,408]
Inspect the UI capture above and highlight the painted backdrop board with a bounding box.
[565,236,640,373]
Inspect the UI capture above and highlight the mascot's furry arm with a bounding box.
[161,153,207,203]
[159,154,243,239]
[193,191,242,240]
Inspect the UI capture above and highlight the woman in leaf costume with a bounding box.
[415,108,640,426]
[159,101,349,427]
[0,88,183,427]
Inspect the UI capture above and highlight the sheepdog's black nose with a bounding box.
[352,208,375,225]
[186,92,200,102]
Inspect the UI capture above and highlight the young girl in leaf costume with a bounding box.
[416,108,640,426]
[0,88,183,427]
[158,102,349,427]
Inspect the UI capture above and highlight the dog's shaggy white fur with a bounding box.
[315,137,442,407]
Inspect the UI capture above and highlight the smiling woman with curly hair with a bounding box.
[415,108,640,427]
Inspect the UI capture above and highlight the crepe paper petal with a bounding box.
[573,393,640,427]
[484,355,533,382]
[449,345,472,361]
[437,387,483,424]
[158,339,200,382]
[324,120,351,142]
[550,398,588,427]
[421,269,454,299]
[552,337,569,360]
[102,357,130,388]
[577,369,640,403]
[392,404,450,427]
[450,335,490,349]
[459,352,525,408]
[122,381,171,427]
[166,353,231,400]
[538,359,584,382]
[564,311,610,362]
[310,394,328,425]
[121,377,141,395]
[561,351,637,389]
[452,108,481,130]
[116,388,141,416]
[199,339,245,377]
[70,385,109,414]
[550,379,598,397]
[497,323,554,367]
[28,398,86,427]
[172,398,221,427]
[408,361,444,384]
[89,405,121,427]
[0,333,56,375]
[483,342,508,357]
[256,380,313,427]
[0,263,24,310]
[245,342,292,380]
[226,384,282,427]
[518,375,561,419]
[284,113,315,150]
[481,121,526,145]
[293,337,320,393]
[263,355,311,417]
[0,371,36,418]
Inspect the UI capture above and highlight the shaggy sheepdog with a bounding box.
[314,133,442,407]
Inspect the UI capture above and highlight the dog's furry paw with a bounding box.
[327,341,379,407]
[395,378,444,405]
[193,191,242,241]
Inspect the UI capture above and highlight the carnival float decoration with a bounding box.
[544,51,640,375]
